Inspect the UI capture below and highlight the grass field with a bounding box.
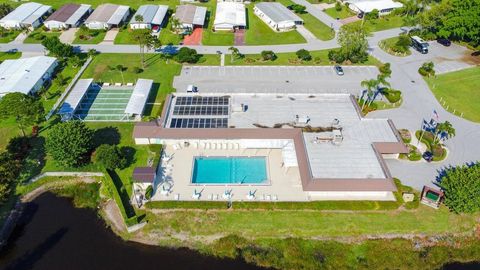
[379,36,411,56]
[425,67,480,123]
[144,204,478,238]
[324,6,355,19]
[227,49,381,66]
[23,29,62,44]
[351,15,404,32]
[81,53,182,115]
[73,29,107,44]
[0,30,21,43]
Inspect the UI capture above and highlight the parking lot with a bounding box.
[173,66,379,95]
[405,42,479,74]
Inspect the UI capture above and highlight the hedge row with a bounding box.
[103,169,139,227]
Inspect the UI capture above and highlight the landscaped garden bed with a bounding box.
[415,130,448,162]
[73,26,107,44]
[378,36,412,57]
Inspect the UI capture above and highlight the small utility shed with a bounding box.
[254,2,303,31]
[84,4,130,30]
[44,4,92,30]
[0,56,58,97]
[0,2,52,30]
[213,2,246,31]
[130,5,168,30]
[174,5,207,30]
[345,0,403,15]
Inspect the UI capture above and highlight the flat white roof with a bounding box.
[255,2,303,24]
[0,56,57,96]
[131,5,168,25]
[0,2,52,25]
[125,79,153,115]
[346,0,403,13]
[214,2,246,27]
[166,93,398,179]
[58,79,93,116]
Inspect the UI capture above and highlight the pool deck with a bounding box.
[151,144,308,202]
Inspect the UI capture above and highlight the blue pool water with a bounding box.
[192,157,268,184]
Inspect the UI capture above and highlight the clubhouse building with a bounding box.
[133,88,407,202]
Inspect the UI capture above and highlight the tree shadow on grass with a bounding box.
[92,126,121,148]
[120,146,136,168]
[19,136,46,184]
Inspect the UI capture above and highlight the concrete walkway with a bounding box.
[59,28,78,44]
[100,28,119,45]
[296,25,317,41]
[9,32,28,44]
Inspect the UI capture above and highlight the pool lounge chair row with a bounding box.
[172,142,241,151]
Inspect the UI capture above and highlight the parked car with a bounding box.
[422,151,433,162]
[334,65,344,76]
[187,85,198,93]
[152,25,160,33]
[437,38,451,47]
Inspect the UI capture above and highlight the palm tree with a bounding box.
[360,78,377,109]
[135,15,144,23]
[116,65,125,84]
[435,121,455,144]
[228,46,240,63]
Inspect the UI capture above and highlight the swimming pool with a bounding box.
[192,157,268,184]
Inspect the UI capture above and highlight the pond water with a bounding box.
[0,193,265,270]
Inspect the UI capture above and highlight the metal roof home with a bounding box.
[213,2,246,30]
[85,3,130,29]
[0,56,58,96]
[130,5,168,26]
[174,5,207,27]
[44,4,92,29]
[346,0,403,14]
[254,2,303,29]
[0,2,52,29]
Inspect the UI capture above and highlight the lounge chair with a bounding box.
[174,194,180,200]
[234,143,240,150]
[266,195,271,201]
[200,142,206,149]
[208,194,214,200]
[192,190,201,200]
[212,143,217,150]
[172,144,179,150]
[273,195,278,201]
[193,142,198,149]
[246,190,256,200]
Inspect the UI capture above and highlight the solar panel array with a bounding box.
[170,118,228,128]
[175,96,229,105]
[173,105,229,116]
[169,96,230,128]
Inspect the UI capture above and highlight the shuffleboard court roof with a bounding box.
[125,79,153,115]
[58,79,93,116]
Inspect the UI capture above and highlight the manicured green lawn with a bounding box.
[227,49,381,66]
[0,51,21,61]
[24,29,62,44]
[159,22,183,45]
[73,29,107,44]
[379,36,411,56]
[300,12,335,41]
[0,30,21,43]
[324,6,355,19]
[113,27,135,44]
[425,67,480,123]
[351,15,404,32]
[81,53,182,109]
[144,205,478,238]
[244,5,306,45]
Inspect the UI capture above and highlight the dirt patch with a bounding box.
[461,51,480,65]
[102,199,126,233]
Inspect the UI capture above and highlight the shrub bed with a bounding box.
[415,130,447,161]
[103,169,139,226]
